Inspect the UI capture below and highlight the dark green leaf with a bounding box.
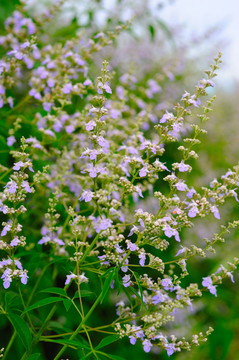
[23,297,63,313]
[73,289,95,300]
[100,269,115,304]
[148,24,155,40]
[41,287,68,298]
[26,354,40,360]
[8,312,32,350]
[43,338,90,350]
[132,271,146,309]
[95,335,119,349]
[63,298,72,312]
[106,355,125,360]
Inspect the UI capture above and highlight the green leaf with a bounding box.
[132,271,146,309]
[100,269,115,304]
[63,298,72,312]
[95,335,119,350]
[73,289,95,300]
[8,312,32,350]
[106,355,125,360]
[26,354,40,360]
[23,297,63,313]
[43,338,90,350]
[41,287,68,298]
[157,19,175,48]
[148,24,155,40]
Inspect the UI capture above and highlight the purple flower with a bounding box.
[174,181,188,192]
[13,161,25,170]
[98,255,110,266]
[47,78,55,88]
[20,271,28,285]
[5,180,18,194]
[97,136,110,149]
[10,237,21,247]
[152,291,164,304]
[95,218,113,233]
[166,343,176,356]
[66,125,75,134]
[1,268,12,289]
[188,205,199,218]
[29,89,41,100]
[98,81,112,94]
[7,50,23,60]
[211,206,220,219]
[142,340,152,353]
[175,246,187,257]
[0,85,5,95]
[178,161,190,172]
[202,276,217,296]
[43,102,53,112]
[163,225,180,242]
[139,252,146,266]
[160,112,173,123]
[129,336,137,345]
[135,186,143,198]
[62,83,72,94]
[127,241,138,251]
[139,166,149,177]
[216,265,235,283]
[7,136,16,146]
[80,190,94,202]
[123,274,131,287]
[85,120,96,131]
[186,187,196,198]
[139,218,145,228]
[161,278,174,291]
[65,272,77,285]
[1,222,12,236]
[83,79,92,86]
[121,258,129,273]
[86,164,98,178]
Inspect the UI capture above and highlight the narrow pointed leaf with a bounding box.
[8,312,32,350]
[23,297,63,313]
[41,287,68,297]
[95,335,119,349]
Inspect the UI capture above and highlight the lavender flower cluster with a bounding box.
[0,2,238,359]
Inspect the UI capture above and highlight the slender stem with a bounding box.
[78,232,101,265]
[18,286,36,334]
[2,332,16,360]
[53,291,103,360]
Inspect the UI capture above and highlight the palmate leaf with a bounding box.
[23,297,63,314]
[8,312,32,351]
